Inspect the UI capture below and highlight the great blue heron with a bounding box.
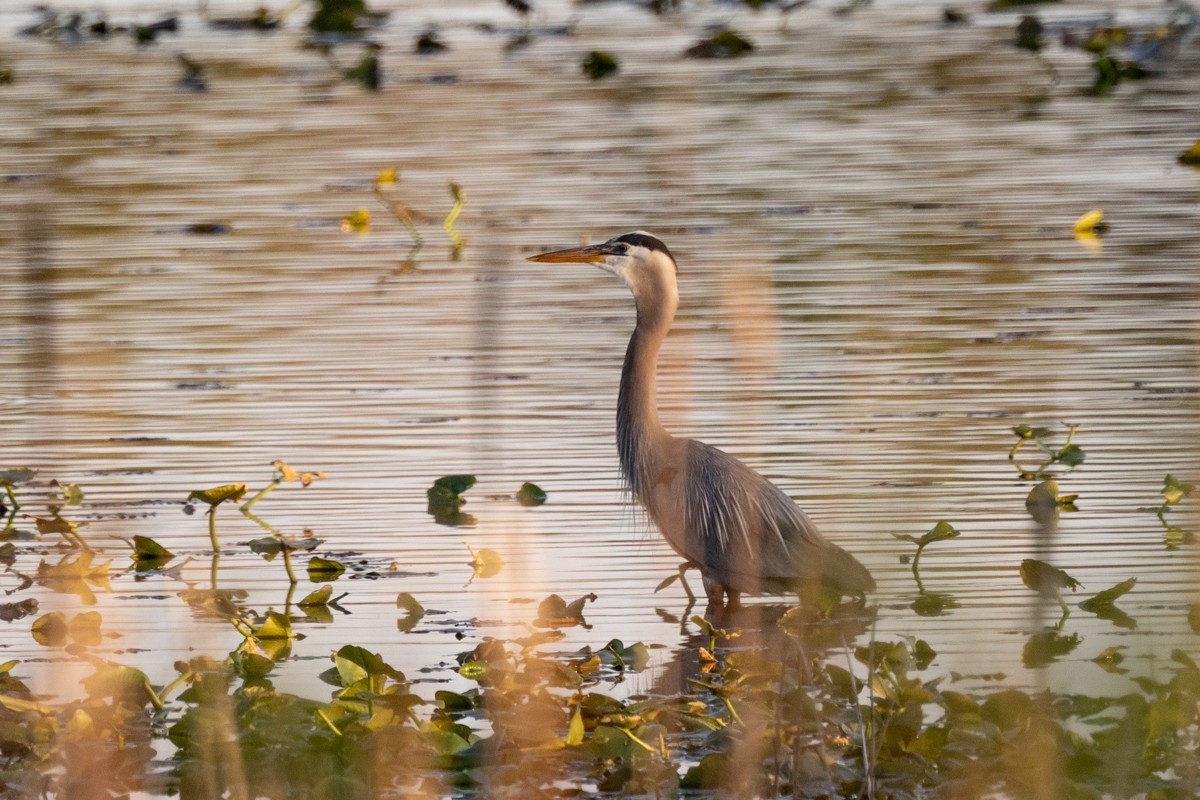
[529,231,875,610]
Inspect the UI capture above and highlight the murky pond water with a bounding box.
[2,0,1199,790]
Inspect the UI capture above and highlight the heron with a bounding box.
[528,231,875,610]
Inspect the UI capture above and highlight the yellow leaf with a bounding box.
[273,461,299,482]
[375,166,398,187]
[341,208,371,233]
[698,647,717,664]
[566,704,585,746]
[1072,208,1104,235]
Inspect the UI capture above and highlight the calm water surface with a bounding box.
[2,0,1199,714]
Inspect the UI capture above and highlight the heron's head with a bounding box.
[527,231,677,299]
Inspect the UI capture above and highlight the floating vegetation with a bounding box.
[892,520,960,588]
[516,481,547,507]
[186,483,247,551]
[682,28,755,59]
[345,42,382,90]
[581,50,619,80]
[307,0,386,35]
[1008,422,1085,479]
[415,28,449,55]
[127,534,175,570]
[340,207,371,233]
[465,542,503,582]
[1180,140,1200,166]
[1014,14,1043,52]
[427,475,476,526]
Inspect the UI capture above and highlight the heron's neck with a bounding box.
[616,286,676,499]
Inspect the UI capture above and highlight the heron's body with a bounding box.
[530,232,874,608]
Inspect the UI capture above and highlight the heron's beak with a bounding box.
[526,244,611,264]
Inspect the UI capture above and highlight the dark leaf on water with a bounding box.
[1055,443,1086,467]
[515,481,547,507]
[131,535,175,569]
[682,28,754,59]
[911,591,959,617]
[434,475,476,495]
[581,51,618,80]
[0,598,38,623]
[307,556,345,580]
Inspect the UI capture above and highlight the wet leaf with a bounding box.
[253,611,297,640]
[31,611,68,647]
[653,573,678,593]
[1078,577,1136,628]
[566,704,585,745]
[298,585,333,607]
[894,520,960,548]
[130,535,175,568]
[52,481,84,506]
[0,598,38,623]
[515,481,546,507]
[465,543,503,579]
[307,556,345,580]
[1020,559,1081,597]
[1162,474,1194,506]
[82,659,162,710]
[187,483,247,506]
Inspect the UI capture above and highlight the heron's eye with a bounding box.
[612,243,629,254]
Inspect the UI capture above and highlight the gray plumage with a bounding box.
[530,231,875,608]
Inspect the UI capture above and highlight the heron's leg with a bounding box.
[701,573,726,611]
[676,561,697,603]
[725,589,742,612]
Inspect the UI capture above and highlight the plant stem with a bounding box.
[241,479,281,511]
[281,544,297,585]
[208,508,219,552]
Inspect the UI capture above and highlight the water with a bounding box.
[2,0,1199,722]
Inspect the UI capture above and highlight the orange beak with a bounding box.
[526,244,612,264]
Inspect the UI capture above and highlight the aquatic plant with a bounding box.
[187,483,247,551]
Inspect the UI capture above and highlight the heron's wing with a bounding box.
[683,440,874,594]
